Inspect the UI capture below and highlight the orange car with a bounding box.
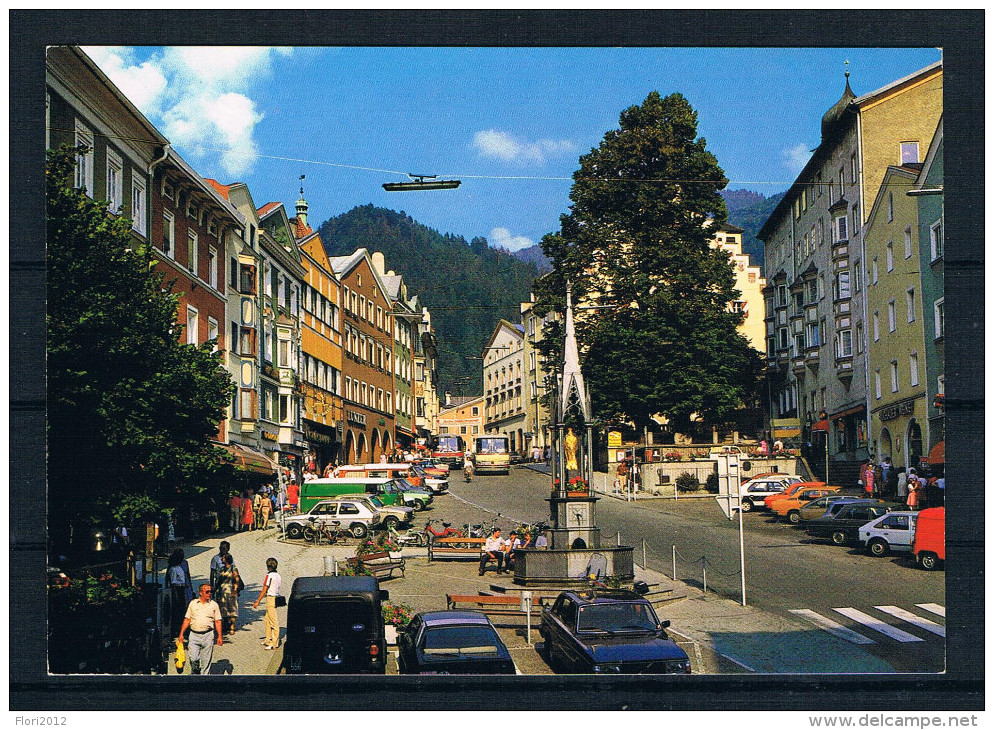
[770,484,842,523]
[763,481,827,510]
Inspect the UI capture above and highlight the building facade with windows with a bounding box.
[371,252,420,452]
[759,62,942,483]
[287,196,344,473]
[329,249,397,463]
[712,223,767,352]
[864,164,928,470]
[208,181,266,458]
[521,297,554,456]
[437,396,485,442]
[483,319,527,454]
[255,201,308,483]
[413,310,440,445]
[910,119,944,462]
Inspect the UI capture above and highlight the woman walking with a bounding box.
[215,553,240,637]
[260,489,273,529]
[253,557,282,650]
[240,491,255,532]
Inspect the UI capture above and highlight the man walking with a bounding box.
[479,528,505,576]
[210,541,231,594]
[179,584,223,675]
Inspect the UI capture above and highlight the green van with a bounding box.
[299,478,429,513]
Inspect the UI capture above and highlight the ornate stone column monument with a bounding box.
[514,282,634,586]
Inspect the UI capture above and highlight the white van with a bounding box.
[858,511,918,557]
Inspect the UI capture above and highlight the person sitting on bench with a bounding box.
[479,528,505,576]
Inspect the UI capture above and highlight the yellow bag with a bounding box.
[174,638,186,673]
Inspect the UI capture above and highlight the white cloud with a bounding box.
[81,46,291,177]
[490,227,535,252]
[783,142,813,177]
[473,129,576,165]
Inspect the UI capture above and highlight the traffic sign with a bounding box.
[714,453,742,520]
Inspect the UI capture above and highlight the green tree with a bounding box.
[47,146,236,548]
[536,92,763,434]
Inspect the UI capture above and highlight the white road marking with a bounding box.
[832,607,924,642]
[789,609,876,644]
[874,605,945,637]
[917,603,945,618]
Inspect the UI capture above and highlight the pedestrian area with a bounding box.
[165,526,943,676]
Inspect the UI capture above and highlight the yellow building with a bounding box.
[712,223,767,352]
[864,164,928,469]
[294,202,344,471]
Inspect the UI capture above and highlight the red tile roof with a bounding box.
[290,217,313,238]
[204,179,233,200]
[257,201,282,217]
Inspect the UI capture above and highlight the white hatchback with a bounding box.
[859,511,917,557]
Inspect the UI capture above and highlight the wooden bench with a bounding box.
[446,593,543,618]
[347,551,405,579]
[427,536,486,563]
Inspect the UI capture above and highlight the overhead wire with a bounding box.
[48,125,925,189]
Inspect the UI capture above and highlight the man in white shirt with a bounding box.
[179,584,223,675]
[479,528,505,576]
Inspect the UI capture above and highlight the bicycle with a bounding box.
[387,521,428,548]
[303,518,346,546]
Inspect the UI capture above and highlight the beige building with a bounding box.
[759,62,942,484]
[482,319,527,454]
[437,396,485,442]
[521,296,555,454]
[712,223,767,352]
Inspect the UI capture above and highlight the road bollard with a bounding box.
[672,545,677,580]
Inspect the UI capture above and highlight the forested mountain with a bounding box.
[722,188,787,275]
[317,205,540,395]
[511,243,552,273]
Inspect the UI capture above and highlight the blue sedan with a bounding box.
[539,589,691,674]
[397,611,516,675]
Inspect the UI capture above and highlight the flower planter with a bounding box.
[388,551,402,559]
[566,491,589,498]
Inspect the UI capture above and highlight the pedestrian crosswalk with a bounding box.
[789,603,945,645]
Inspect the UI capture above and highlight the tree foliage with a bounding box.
[47,146,235,544]
[536,92,763,433]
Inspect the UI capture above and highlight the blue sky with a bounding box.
[84,46,942,252]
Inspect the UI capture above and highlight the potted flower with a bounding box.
[381,600,416,645]
[567,476,589,496]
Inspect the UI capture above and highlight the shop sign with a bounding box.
[608,431,622,447]
[261,431,278,441]
[347,410,367,428]
[304,424,333,445]
[879,399,916,422]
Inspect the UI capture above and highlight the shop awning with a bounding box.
[830,405,865,420]
[216,443,279,476]
[927,440,945,464]
[812,419,831,432]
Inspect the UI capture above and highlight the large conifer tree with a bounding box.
[536,92,763,434]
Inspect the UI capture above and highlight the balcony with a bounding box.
[805,348,820,370]
[835,355,854,382]
[791,355,808,377]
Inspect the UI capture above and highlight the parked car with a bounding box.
[282,576,389,674]
[805,501,900,545]
[913,507,944,570]
[738,475,802,512]
[539,588,691,674]
[388,478,434,510]
[796,494,872,524]
[763,481,828,510]
[283,498,381,540]
[397,611,516,675]
[410,464,449,494]
[859,511,918,556]
[770,485,843,524]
